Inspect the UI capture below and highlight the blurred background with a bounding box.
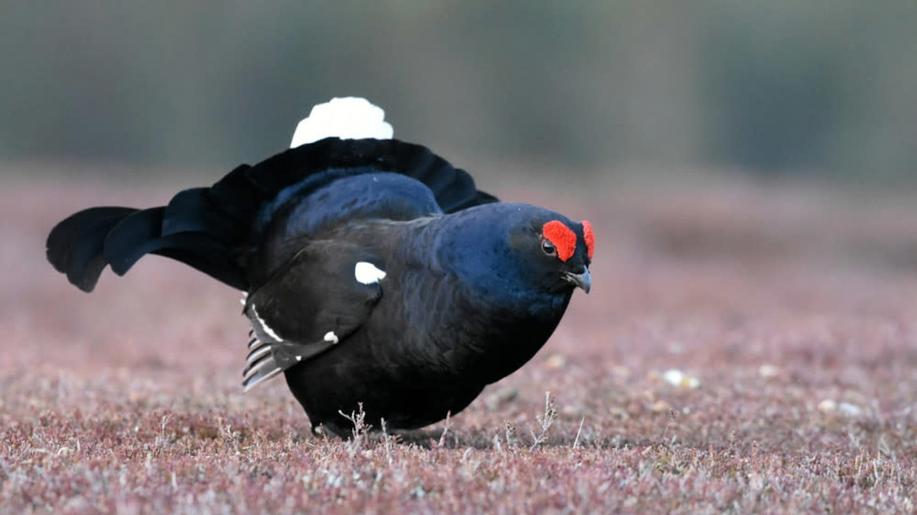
[3,6,917,511]
[2,1,916,184]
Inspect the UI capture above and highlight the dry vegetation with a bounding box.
[2,175,917,513]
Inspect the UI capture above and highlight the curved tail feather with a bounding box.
[46,207,140,292]
[46,199,249,293]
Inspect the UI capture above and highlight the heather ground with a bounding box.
[2,172,917,513]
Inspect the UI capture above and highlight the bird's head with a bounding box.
[439,204,594,307]
[535,218,593,294]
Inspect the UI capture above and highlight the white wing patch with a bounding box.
[251,305,283,342]
[323,331,339,344]
[355,261,386,285]
[290,97,394,148]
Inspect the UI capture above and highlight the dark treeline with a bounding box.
[2,1,916,181]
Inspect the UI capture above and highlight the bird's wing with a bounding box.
[241,239,384,391]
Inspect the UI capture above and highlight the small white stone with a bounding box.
[323,331,339,344]
[295,355,302,362]
[819,400,864,418]
[662,369,700,389]
[818,399,837,413]
[354,261,386,285]
[758,364,780,378]
[838,402,864,417]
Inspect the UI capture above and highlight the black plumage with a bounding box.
[47,136,592,436]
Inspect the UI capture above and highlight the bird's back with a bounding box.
[248,171,443,286]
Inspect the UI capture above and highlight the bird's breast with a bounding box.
[379,270,571,385]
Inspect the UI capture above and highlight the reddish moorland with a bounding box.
[2,176,916,513]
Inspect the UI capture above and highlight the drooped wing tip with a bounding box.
[290,97,394,148]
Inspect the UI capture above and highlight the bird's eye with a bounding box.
[541,239,557,257]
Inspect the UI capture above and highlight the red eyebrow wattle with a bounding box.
[542,220,576,262]
[582,220,594,259]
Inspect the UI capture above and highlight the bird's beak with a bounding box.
[563,267,591,294]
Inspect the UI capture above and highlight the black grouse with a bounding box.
[46,98,594,436]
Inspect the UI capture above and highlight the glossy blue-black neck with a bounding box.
[435,203,574,318]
